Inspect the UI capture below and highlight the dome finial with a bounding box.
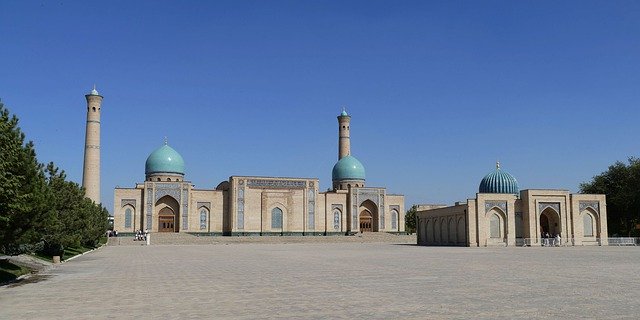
[164,136,168,145]
[341,106,348,116]
[89,84,99,96]
[479,162,519,194]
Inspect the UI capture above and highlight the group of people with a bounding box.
[542,232,562,247]
[107,230,118,237]
[134,229,148,241]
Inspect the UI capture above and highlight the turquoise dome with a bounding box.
[479,162,519,194]
[145,144,185,175]
[332,155,366,181]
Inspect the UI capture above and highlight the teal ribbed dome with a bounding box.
[479,162,519,194]
[145,144,185,175]
[332,155,366,181]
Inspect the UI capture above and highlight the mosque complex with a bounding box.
[81,87,607,245]
[82,88,405,236]
[415,163,608,247]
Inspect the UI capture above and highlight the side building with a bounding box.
[113,110,404,235]
[416,163,607,247]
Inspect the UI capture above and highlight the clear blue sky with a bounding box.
[2,1,639,213]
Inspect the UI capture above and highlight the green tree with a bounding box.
[42,163,83,254]
[405,205,417,234]
[80,202,109,247]
[42,163,108,254]
[1,101,107,255]
[580,157,640,236]
[0,100,49,254]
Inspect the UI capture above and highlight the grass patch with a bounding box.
[29,238,107,262]
[0,259,31,283]
[31,251,53,263]
[61,245,93,260]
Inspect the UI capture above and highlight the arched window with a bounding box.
[333,209,341,231]
[420,219,427,244]
[449,218,456,243]
[457,217,465,243]
[308,189,315,230]
[583,213,594,237]
[391,210,398,230]
[200,209,208,230]
[490,213,501,238]
[272,207,283,229]
[124,208,132,228]
[427,220,434,243]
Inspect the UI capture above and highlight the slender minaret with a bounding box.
[337,108,351,160]
[82,86,103,204]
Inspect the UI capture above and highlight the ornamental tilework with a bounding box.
[182,187,189,230]
[485,201,507,214]
[121,199,136,208]
[538,202,560,214]
[379,195,385,230]
[124,208,132,228]
[353,188,384,207]
[357,192,379,205]
[237,181,245,230]
[197,202,211,210]
[199,209,207,230]
[307,189,315,230]
[352,188,386,230]
[332,204,343,231]
[579,201,600,213]
[247,179,306,189]
[146,185,153,230]
[155,183,181,200]
[352,204,358,229]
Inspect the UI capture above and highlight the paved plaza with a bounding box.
[1,240,639,319]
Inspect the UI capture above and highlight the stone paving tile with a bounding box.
[1,243,639,319]
[108,232,416,246]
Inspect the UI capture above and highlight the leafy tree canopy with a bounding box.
[580,157,640,236]
[1,100,107,255]
[405,205,417,234]
[0,100,49,251]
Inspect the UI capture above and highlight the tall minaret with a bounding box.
[82,86,103,204]
[337,108,351,160]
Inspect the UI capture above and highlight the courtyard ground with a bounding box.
[0,237,638,319]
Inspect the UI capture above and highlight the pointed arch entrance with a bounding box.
[359,200,378,232]
[156,195,180,232]
[540,207,560,237]
[581,209,597,238]
[486,207,507,245]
